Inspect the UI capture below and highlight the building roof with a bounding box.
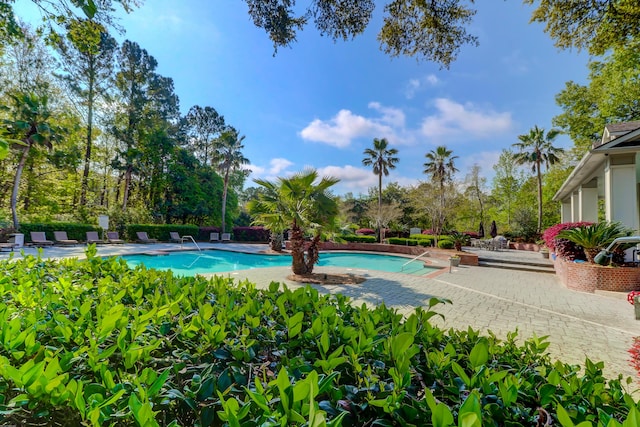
[554,121,640,201]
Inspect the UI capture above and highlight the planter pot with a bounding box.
[449,257,461,267]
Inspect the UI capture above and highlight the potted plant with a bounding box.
[449,255,461,267]
[450,232,470,252]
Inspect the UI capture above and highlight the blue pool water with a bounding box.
[121,250,437,277]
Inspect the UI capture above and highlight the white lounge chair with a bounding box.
[210,232,219,242]
[221,233,231,242]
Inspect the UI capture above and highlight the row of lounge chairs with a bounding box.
[20,231,232,248]
[209,232,231,242]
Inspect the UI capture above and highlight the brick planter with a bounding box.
[284,241,478,266]
[554,257,640,293]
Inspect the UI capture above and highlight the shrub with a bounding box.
[197,226,221,241]
[558,222,633,263]
[232,226,270,242]
[0,250,636,425]
[541,221,593,252]
[342,235,377,243]
[387,237,418,246]
[356,228,375,235]
[554,238,586,261]
[464,231,480,239]
[438,240,455,249]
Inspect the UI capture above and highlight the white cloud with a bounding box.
[368,102,405,127]
[457,150,503,183]
[299,109,398,148]
[405,74,440,99]
[421,98,513,140]
[315,165,377,191]
[247,158,294,180]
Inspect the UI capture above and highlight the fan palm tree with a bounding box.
[4,93,61,229]
[558,222,631,263]
[362,138,399,241]
[250,169,340,275]
[214,127,249,234]
[423,145,458,235]
[512,125,563,233]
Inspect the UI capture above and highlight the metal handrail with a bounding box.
[401,250,430,271]
[180,235,202,252]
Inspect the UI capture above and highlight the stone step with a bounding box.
[478,259,556,274]
[478,257,554,268]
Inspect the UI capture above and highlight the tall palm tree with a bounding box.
[250,169,340,275]
[362,138,399,241]
[423,145,458,235]
[214,127,249,234]
[512,125,563,233]
[4,93,61,229]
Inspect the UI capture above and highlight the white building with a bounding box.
[553,121,640,232]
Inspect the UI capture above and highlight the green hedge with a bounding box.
[0,250,636,425]
[387,237,419,246]
[343,235,377,243]
[438,240,455,249]
[19,222,99,242]
[125,224,199,241]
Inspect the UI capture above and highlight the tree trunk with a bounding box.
[11,144,31,230]
[377,171,382,242]
[304,234,322,274]
[269,232,283,252]
[290,224,308,275]
[221,170,229,233]
[536,162,543,233]
[122,166,132,211]
[80,73,95,207]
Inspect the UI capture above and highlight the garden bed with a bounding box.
[554,256,640,293]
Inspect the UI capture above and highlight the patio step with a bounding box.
[478,257,556,274]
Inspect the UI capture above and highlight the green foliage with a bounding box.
[558,222,632,262]
[437,240,454,249]
[19,222,99,242]
[0,252,636,425]
[342,234,377,243]
[387,237,419,246]
[409,234,434,245]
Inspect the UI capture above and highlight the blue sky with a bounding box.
[23,0,591,194]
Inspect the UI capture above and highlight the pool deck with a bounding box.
[2,242,640,385]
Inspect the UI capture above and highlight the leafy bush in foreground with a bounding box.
[0,248,638,426]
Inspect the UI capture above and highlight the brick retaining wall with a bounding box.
[284,241,478,266]
[554,256,640,293]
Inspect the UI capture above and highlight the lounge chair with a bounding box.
[53,231,79,245]
[136,232,158,244]
[209,232,219,242]
[106,231,125,244]
[0,242,17,252]
[86,231,106,244]
[221,233,231,242]
[169,232,182,243]
[30,231,54,247]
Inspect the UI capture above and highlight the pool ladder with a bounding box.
[401,251,430,272]
[180,235,202,252]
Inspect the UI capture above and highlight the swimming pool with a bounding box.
[121,250,438,277]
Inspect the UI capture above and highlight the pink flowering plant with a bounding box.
[541,221,593,252]
[628,291,640,305]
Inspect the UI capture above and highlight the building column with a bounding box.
[578,186,598,222]
[561,200,572,223]
[605,161,639,231]
[571,191,579,222]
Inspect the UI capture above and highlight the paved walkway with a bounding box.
[2,243,639,382]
